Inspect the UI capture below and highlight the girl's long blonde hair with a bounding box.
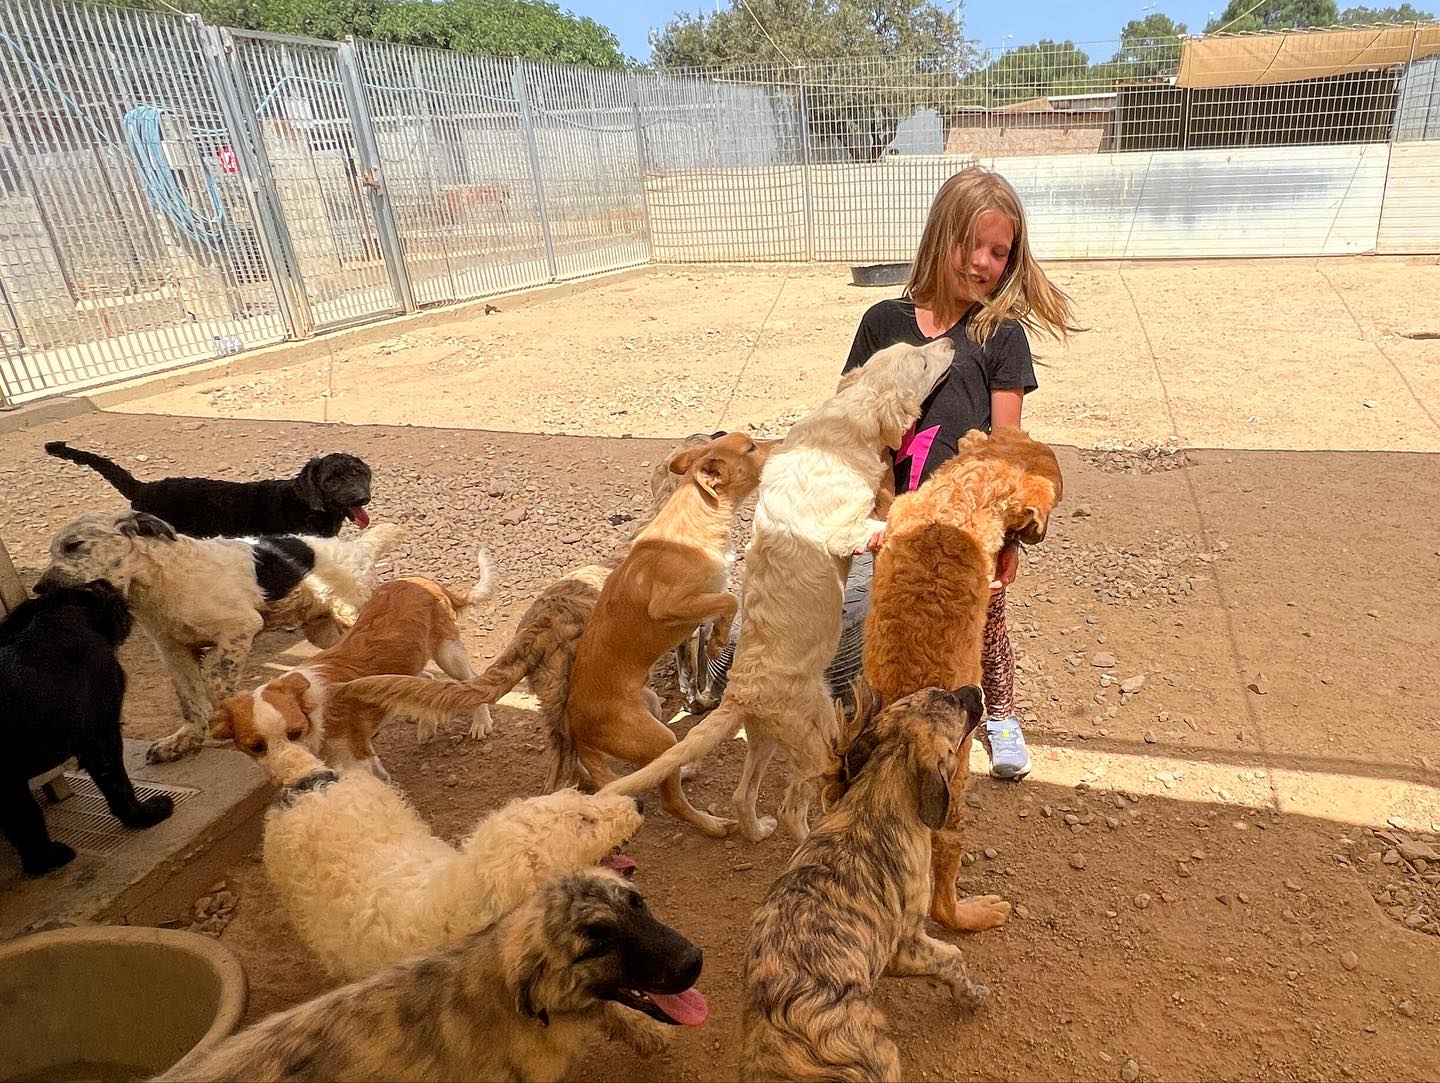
[905,166,1081,346]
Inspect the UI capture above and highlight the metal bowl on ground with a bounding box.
[850,262,911,287]
[0,925,247,1082]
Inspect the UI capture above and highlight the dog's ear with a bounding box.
[915,745,957,831]
[514,966,549,1028]
[878,397,919,451]
[294,459,328,510]
[668,444,706,477]
[209,703,236,742]
[951,684,986,742]
[117,512,177,541]
[272,671,313,705]
[691,454,730,501]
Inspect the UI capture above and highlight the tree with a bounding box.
[976,40,1093,104]
[649,0,977,161]
[91,0,624,66]
[650,0,968,68]
[1337,3,1437,21]
[1204,0,1339,33]
[256,0,384,41]
[374,0,625,66]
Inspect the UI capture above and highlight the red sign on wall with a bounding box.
[215,146,239,174]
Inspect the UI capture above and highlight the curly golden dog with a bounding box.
[741,686,991,1082]
[864,426,1062,930]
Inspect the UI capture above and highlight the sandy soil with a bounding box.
[2,256,1439,1082]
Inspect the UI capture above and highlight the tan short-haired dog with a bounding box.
[564,431,774,836]
[864,426,1062,930]
[210,565,492,778]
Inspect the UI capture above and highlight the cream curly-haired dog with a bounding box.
[259,741,646,984]
[604,339,955,842]
[34,510,400,763]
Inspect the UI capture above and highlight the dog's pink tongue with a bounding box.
[650,987,709,1027]
[600,853,637,878]
[346,506,370,529]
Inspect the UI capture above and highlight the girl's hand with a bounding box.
[990,539,1020,594]
[855,519,888,555]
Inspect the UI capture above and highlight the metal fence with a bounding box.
[1,0,1437,406]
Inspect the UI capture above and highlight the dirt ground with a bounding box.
[2,257,1439,1082]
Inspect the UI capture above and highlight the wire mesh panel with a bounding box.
[228,30,400,330]
[637,67,806,262]
[358,40,549,307]
[519,59,649,280]
[0,0,286,405]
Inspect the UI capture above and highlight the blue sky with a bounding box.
[563,0,1222,62]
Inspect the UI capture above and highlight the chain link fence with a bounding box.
[2,0,1437,405]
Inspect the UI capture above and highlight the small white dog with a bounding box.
[260,742,646,983]
[35,511,401,763]
[603,339,955,842]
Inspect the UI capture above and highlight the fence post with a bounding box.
[629,72,656,260]
[201,24,315,338]
[797,63,815,263]
[338,39,415,314]
[513,57,558,282]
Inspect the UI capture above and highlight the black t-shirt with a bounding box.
[842,299,1038,492]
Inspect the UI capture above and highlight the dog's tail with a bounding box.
[44,442,142,499]
[304,522,404,614]
[442,548,496,611]
[330,669,505,741]
[599,698,747,799]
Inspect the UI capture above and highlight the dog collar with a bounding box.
[276,769,339,808]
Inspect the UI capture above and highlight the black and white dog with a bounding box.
[0,581,173,876]
[44,442,373,538]
[36,511,403,763]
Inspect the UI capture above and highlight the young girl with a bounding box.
[841,165,1079,779]
[708,166,1077,779]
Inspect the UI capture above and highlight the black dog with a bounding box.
[44,442,372,538]
[0,581,173,875]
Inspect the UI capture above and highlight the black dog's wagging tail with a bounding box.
[44,442,142,499]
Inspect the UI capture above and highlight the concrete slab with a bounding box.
[0,740,271,940]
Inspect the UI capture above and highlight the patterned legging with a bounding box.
[981,589,1016,721]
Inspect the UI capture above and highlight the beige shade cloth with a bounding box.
[1177,24,1440,88]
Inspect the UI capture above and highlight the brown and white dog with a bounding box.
[210,561,493,778]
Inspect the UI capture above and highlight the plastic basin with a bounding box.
[0,926,246,1082]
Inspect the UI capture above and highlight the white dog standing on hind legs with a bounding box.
[34,511,402,764]
[602,339,956,842]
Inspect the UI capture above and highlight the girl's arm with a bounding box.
[992,388,1024,429]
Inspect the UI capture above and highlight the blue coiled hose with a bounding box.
[122,105,227,253]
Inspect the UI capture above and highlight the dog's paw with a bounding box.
[951,976,991,1012]
[959,895,1012,931]
[23,841,77,876]
[467,705,495,741]
[146,731,202,764]
[416,717,439,744]
[741,815,777,842]
[120,795,175,829]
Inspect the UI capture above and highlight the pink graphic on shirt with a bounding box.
[895,424,940,491]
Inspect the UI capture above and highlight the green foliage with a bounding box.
[1205,0,1339,33]
[86,0,625,66]
[1337,3,1437,22]
[374,0,624,66]
[649,0,967,68]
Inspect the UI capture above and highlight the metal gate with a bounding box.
[0,0,291,405]
[223,29,411,332]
